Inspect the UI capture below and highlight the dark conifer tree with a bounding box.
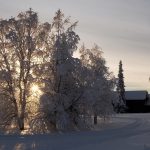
[116,60,125,112]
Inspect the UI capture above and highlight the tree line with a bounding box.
[0,9,117,133]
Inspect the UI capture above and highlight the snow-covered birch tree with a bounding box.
[0,9,41,131]
[79,44,115,125]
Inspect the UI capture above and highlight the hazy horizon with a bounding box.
[1,0,150,92]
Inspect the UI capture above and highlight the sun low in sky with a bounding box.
[0,0,150,92]
[31,84,42,97]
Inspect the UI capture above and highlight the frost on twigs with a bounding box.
[0,9,115,133]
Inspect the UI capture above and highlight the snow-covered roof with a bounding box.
[125,91,148,100]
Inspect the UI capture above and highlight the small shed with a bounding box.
[125,91,149,112]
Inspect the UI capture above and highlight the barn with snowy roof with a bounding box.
[125,91,149,112]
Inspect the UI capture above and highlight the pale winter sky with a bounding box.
[0,0,150,92]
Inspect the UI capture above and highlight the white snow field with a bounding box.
[1,114,150,150]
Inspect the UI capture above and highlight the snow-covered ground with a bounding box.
[1,113,150,150]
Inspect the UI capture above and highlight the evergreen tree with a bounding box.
[116,60,125,112]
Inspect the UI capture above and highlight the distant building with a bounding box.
[125,91,149,112]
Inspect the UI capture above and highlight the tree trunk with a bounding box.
[18,116,24,131]
[94,114,97,125]
[18,83,27,131]
[13,98,25,131]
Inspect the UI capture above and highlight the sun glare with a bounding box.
[31,84,39,92]
[31,84,42,97]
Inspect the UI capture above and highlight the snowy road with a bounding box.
[0,114,150,150]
